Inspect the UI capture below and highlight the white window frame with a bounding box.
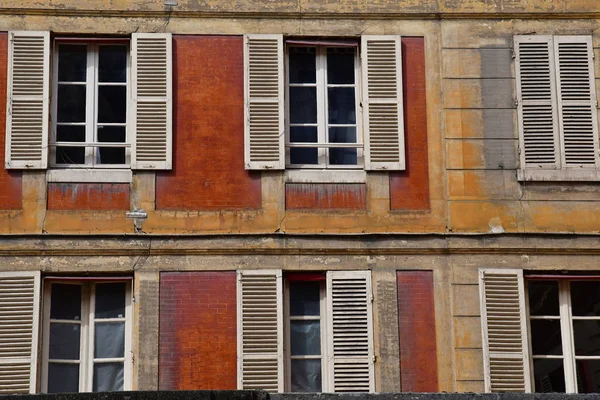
[50,40,132,173]
[40,279,133,393]
[284,43,364,175]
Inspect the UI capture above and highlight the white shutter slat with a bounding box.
[362,35,405,171]
[515,36,560,169]
[327,271,374,393]
[0,272,40,394]
[479,269,531,393]
[554,36,600,168]
[237,270,283,392]
[131,33,172,170]
[244,34,284,170]
[5,31,49,169]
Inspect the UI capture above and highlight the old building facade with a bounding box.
[1,0,600,395]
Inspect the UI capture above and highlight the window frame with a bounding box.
[49,39,132,172]
[40,279,133,393]
[284,42,364,173]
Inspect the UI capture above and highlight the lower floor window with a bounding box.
[42,280,132,392]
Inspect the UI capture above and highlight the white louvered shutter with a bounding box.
[237,270,283,392]
[0,272,40,394]
[554,36,600,168]
[131,33,172,170]
[5,31,49,169]
[361,36,405,171]
[515,36,561,170]
[243,34,284,170]
[326,271,374,392]
[479,269,531,393]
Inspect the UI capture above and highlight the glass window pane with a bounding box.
[95,322,125,358]
[290,281,320,316]
[328,87,356,124]
[571,281,600,316]
[290,126,318,143]
[48,363,79,393]
[291,359,322,392]
[97,86,127,123]
[329,148,357,165]
[58,44,87,82]
[49,323,80,360]
[95,283,126,318]
[327,47,355,84]
[530,319,562,355]
[577,359,600,393]
[289,47,316,84]
[57,85,86,123]
[50,284,82,320]
[99,45,127,83]
[290,320,321,356]
[98,126,126,165]
[533,358,565,393]
[56,125,85,143]
[528,281,559,316]
[289,87,317,124]
[93,362,124,392]
[290,148,318,165]
[573,320,600,356]
[329,127,356,144]
[56,147,85,165]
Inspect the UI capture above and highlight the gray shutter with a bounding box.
[554,36,600,168]
[0,272,40,394]
[479,269,531,393]
[326,270,374,392]
[131,33,173,170]
[5,31,49,169]
[243,34,284,170]
[237,270,283,392]
[361,35,405,171]
[514,35,560,169]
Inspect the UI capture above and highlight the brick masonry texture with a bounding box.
[46,183,130,210]
[0,32,23,210]
[397,271,438,392]
[155,36,261,210]
[285,183,367,210]
[159,272,237,390]
[390,38,430,210]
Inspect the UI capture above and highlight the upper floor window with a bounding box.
[514,35,600,181]
[52,41,130,168]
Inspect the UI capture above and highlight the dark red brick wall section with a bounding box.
[47,183,130,210]
[397,270,438,392]
[0,32,22,210]
[285,183,367,210]
[159,271,237,390]
[155,36,261,210]
[390,38,430,211]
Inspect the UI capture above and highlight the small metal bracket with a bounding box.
[126,209,148,233]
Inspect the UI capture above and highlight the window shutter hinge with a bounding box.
[372,355,377,364]
[511,51,516,59]
[370,294,374,303]
[515,99,519,107]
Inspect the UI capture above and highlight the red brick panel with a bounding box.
[285,183,367,210]
[390,37,430,210]
[159,271,237,390]
[0,32,22,210]
[47,183,130,210]
[156,36,261,210]
[397,270,438,392]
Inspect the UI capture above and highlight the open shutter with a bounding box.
[326,270,374,392]
[131,33,172,170]
[0,272,40,394]
[554,36,600,168]
[244,34,284,170]
[514,36,560,170]
[479,269,531,393]
[5,31,49,169]
[361,35,405,171]
[237,270,283,392]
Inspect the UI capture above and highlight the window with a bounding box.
[51,41,130,169]
[41,280,132,393]
[514,35,600,181]
[243,35,405,180]
[237,270,374,393]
